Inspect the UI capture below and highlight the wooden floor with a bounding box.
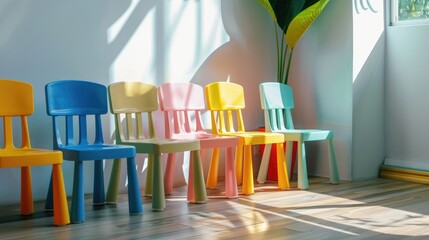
[1,177,429,239]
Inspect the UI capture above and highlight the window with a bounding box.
[391,0,429,25]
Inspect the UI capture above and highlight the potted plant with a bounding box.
[258,0,330,84]
[257,0,330,180]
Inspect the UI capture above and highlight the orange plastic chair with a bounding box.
[259,82,340,189]
[205,82,289,195]
[106,82,206,209]
[158,82,239,198]
[0,79,70,226]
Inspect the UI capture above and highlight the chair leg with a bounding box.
[187,153,195,202]
[235,146,243,185]
[289,142,298,181]
[257,144,272,184]
[225,147,238,198]
[328,139,340,184]
[297,142,309,190]
[241,145,254,195]
[276,143,290,190]
[106,159,121,204]
[71,161,85,223]
[93,160,105,205]
[145,154,154,196]
[45,174,54,211]
[52,164,70,226]
[126,157,143,214]
[152,154,166,211]
[164,153,176,194]
[285,141,293,180]
[20,166,34,215]
[188,150,207,203]
[206,148,220,189]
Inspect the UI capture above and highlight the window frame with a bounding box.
[390,0,429,26]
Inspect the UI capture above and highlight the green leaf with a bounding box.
[258,0,277,22]
[285,0,330,48]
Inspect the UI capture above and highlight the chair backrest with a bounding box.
[158,82,207,139]
[204,82,246,134]
[108,81,158,141]
[0,79,33,149]
[45,80,108,148]
[259,82,295,131]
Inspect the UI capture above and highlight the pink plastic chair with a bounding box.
[158,82,239,198]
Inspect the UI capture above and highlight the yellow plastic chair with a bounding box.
[0,79,70,226]
[259,82,340,189]
[106,82,206,211]
[205,82,289,195]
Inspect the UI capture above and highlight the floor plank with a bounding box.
[1,177,429,239]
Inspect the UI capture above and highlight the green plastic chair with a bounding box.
[106,82,205,211]
[259,82,340,189]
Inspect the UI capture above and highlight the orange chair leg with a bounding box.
[276,143,290,190]
[241,145,254,195]
[52,164,70,226]
[206,148,220,189]
[20,166,34,215]
[235,146,243,185]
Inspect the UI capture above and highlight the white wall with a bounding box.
[0,0,388,205]
[385,24,429,170]
[289,1,354,180]
[352,0,385,180]
[288,0,386,181]
[0,0,277,204]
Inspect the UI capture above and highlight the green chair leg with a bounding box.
[106,159,122,204]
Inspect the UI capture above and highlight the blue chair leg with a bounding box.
[45,173,54,210]
[126,157,143,214]
[93,160,105,205]
[71,161,85,223]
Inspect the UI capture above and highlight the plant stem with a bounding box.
[285,48,294,85]
[274,22,281,82]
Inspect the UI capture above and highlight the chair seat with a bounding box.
[119,138,200,154]
[171,131,215,140]
[171,132,238,149]
[275,129,332,141]
[0,149,62,167]
[218,131,284,145]
[60,144,135,161]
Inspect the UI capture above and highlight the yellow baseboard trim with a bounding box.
[380,165,429,184]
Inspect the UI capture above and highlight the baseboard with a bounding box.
[380,164,429,184]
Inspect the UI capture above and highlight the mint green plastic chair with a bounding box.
[259,82,340,189]
[106,82,205,211]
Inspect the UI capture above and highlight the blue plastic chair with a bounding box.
[259,82,340,189]
[44,80,142,223]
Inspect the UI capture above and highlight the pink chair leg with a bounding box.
[187,152,195,202]
[225,147,238,198]
[164,153,176,194]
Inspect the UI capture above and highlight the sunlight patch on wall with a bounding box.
[109,2,156,85]
[352,0,384,82]
[164,0,228,82]
[108,0,228,85]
